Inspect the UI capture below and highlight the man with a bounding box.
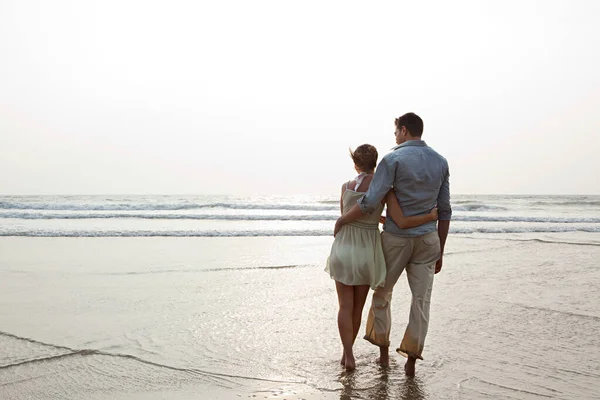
[333,112,451,376]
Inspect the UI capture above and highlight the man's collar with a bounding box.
[391,139,427,151]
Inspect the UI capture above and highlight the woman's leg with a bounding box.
[352,285,371,343]
[335,281,356,370]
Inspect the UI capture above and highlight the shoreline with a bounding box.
[2,235,599,399]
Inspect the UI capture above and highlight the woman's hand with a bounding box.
[430,207,439,221]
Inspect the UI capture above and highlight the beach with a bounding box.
[1,195,600,399]
[3,0,600,396]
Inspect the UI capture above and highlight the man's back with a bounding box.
[383,140,450,237]
[352,113,451,373]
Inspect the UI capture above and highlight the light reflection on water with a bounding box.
[1,235,599,399]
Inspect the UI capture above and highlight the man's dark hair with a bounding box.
[395,112,424,137]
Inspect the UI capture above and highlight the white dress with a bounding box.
[325,174,386,289]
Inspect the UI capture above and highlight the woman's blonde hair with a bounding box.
[349,144,378,171]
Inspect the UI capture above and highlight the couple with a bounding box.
[325,112,451,375]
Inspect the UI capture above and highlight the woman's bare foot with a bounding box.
[404,357,416,377]
[344,355,356,371]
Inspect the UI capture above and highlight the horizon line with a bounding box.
[1,193,600,197]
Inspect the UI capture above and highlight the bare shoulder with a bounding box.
[341,181,349,194]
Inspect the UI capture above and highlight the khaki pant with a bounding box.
[364,230,441,360]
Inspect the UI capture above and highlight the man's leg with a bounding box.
[397,231,441,376]
[364,232,412,366]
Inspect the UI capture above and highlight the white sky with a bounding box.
[1,0,599,196]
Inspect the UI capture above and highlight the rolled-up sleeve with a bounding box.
[437,165,452,220]
[358,156,394,214]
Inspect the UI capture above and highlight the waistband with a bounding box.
[348,221,380,231]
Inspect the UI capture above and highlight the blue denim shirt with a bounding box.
[358,140,451,237]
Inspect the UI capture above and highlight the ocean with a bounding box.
[1,194,599,399]
[1,194,600,237]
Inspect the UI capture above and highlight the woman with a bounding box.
[325,144,437,371]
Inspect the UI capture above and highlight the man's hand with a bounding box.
[334,204,365,236]
[334,218,344,237]
[436,220,450,274]
[435,255,443,274]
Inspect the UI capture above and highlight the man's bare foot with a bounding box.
[404,357,416,377]
[376,346,390,367]
[344,355,356,371]
[375,357,389,367]
[340,353,345,366]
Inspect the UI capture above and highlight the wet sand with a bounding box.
[1,234,599,399]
